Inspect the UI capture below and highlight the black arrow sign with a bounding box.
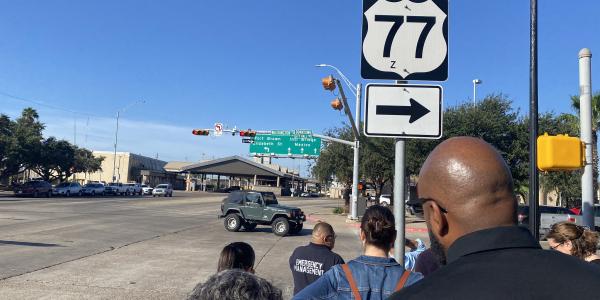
[376,98,430,123]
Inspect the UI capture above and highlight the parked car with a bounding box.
[379,194,392,207]
[141,184,153,195]
[81,183,105,196]
[53,182,83,197]
[152,184,173,197]
[518,205,576,238]
[104,182,128,196]
[123,183,142,195]
[570,205,600,231]
[219,191,306,236]
[14,180,52,197]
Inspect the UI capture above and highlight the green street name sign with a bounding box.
[249,131,321,157]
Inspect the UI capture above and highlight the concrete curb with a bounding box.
[306,214,428,233]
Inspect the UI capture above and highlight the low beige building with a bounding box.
[75,151,167,184]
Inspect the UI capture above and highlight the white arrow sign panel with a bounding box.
[364,84,442,138]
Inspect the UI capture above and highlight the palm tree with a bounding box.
[571,91,600,201]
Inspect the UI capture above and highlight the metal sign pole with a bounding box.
[393,138,405,265]
[393,79,407,265]
[579,48,594,229]
[528,0,540,240]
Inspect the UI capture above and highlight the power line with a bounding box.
[0,90,109,118]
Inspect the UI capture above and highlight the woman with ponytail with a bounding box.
[547,222,600,265]
[293,205,423,300]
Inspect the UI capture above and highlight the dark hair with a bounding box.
[188,269,282,300]
[547,222,599,259]
[217,242,255,272]
[360,205,396,250]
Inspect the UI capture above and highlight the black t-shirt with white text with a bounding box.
[289,243,345,295]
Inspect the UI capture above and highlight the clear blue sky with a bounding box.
[1,1,599,175]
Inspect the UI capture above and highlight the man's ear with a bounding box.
[429,202,449,238]
[359,229,366,243]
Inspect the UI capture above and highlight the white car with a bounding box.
[379,194,391,207]
[141,184,153,195]
[152,184,173,197]
[81,183,105,196]
[105,182,129,196]
[53,182,83,197]
[123,183,142,196]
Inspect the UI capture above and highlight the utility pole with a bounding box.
[112,111,120,183]
[579,48,594,229]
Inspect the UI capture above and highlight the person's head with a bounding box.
[360,205,396,253]
[311,222,336,249]
[547,222,599,260]
[417,137,517,265]
[217,242,255,273]
[188,269,282,300]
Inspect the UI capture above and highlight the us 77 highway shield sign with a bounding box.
[361,0,448,81]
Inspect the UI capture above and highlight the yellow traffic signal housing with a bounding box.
[537,133,585,171]
[322,76,336,91]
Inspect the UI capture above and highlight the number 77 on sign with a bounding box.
[361,0,448,81]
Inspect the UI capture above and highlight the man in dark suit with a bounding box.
[389,137,600,300]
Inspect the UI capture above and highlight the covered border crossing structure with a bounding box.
[167,156,306,196]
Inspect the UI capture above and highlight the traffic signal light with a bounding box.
[331,98,343,111]
[322,76,336,91]
[537,133,585,171]
[192,129,210,136]
[239,130,256,137]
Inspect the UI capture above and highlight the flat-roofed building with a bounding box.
[75,151,167,184]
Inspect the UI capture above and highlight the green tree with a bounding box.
[405,95,529,196]
[31,137,76,182]
[73,147,104,175]
[311,125,354,186]
[0,114,19,180]
[360,136,394,198]
[13,108,45,172]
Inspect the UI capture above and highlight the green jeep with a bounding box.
[219,190,306,236]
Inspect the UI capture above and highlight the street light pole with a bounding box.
[316,64,361,219]
[112,100,145,183]
[351,83,362,220]
[112,110,120,182]
[473,79,482,105]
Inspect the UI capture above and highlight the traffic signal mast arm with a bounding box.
[335,78,361,139]
[312,133,355,147]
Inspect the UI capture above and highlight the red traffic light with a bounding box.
[192,129,210,136]
[239,130,256,137]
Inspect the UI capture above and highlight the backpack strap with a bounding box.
[341,264,362,300]
[394,270,412,292]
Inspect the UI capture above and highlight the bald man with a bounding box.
[390,137,600,299]
[289,222,344,295]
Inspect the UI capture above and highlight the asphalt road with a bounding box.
[0,191,381,299]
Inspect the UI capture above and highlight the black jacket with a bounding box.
[289,242,345,295]
[389,226,600,300]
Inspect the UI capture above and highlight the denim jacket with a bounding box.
[292,255,423,300]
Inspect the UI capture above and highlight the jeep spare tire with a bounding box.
[272,217,290,236]
[224,214,242,232]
